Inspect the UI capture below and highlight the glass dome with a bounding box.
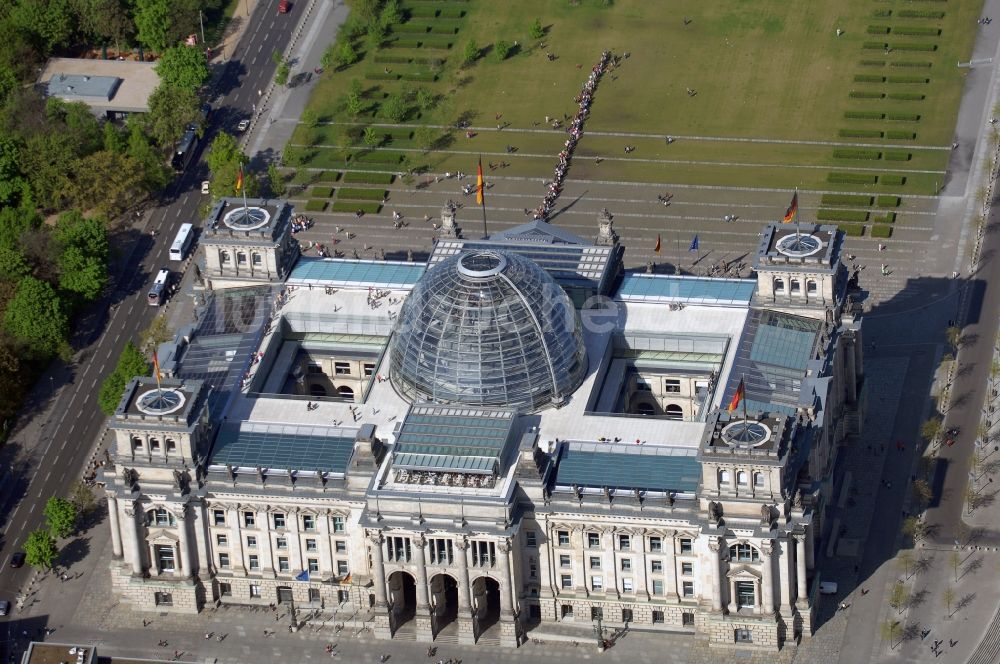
[389,249,587,413]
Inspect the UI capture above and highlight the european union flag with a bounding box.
[689,235,699,252]
[295,570,310,582]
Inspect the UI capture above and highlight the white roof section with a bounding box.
[38,58,159,113]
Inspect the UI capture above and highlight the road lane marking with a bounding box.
[60,440,66,451]
[91,378,97,388]
[43,471,50,482]
[68,424,75,434]
[27,504,33,514]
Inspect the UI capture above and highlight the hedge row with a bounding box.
[337,187,387,200]
[891,42,937,51]
[304,200,327,212]
[401,71,438,82]
[887,112,920,121]
[841,224,866,236]
[881,175,907,185]
[406,6,465,18]
[888,92,925,101]
[855,74,885,83]
[877,196,901,207]
[873,212,897,224]
[860,59,886,67]
[309,186,334,198]
[867,25,890,34]
[849,91,885,99]
[871,225,893,238]
[342,171,395,184]
[887,76,929,84]
[864,41,888,50]
[891,60,932,68]
[834,149,882,160]
[354,150,404,164]
[845,111,885,120]
[817,209,870,222]
[329,201,382,214]
[372,54,446,65]
[365,71,400,81]
[838,129,884,138]
[820,194,873,206]
[886,130,916,140]
[871,9,892,17]
[898,10,945,18]
[828,173,879,184]
[389,37,454,49]
[893,26,941,36]
[884,151,911,161]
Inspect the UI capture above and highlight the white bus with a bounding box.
[147,269,171,306]
[169,223,194,261]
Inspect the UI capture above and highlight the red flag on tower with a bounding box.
[727,378,745,412]
[654,234,661,254]
[476,158,485,207]
[782,190,798,224]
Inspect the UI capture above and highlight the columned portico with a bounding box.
[107,493,123,559]
[497,539,519,647]
[795,535,808,607]
[176,506,193,580]
[413,535,433,639]
[454,537,475,645]
[370,532,391,639]
[125,504,144,576]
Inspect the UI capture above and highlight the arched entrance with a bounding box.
[471,576,501,640]
[387,571,417,635]
[429,573,459,638]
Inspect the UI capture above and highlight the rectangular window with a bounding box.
[471,541,496,567]
[429,538,453,565]
[649,536,662,552]
[735,628,753,643]
[388,536,411,562]
[334,362,351,375]
[156,545,175,572]
[622,608,633,623]
[278,557,290,573]
[682,612,695,626]
[681,562,693,576]
[273,513,286,529]
[218,553,230,569]
[166,439,177,451]
[150,439,161,451]
[249,584,261,598]
[754,472,765,487]
[363,363,375,377]
[651,560,663,573]
[308,588,321,603]
[308,558,319,573]
[335,540,347,554]
[213,509,226,526]
[587,532,600,548]
[736,581,755,609]
[618,534,631,551]
[622,578,634,593]
[276,537,288,550]
[652,580,664,596]
[665,379,681,393]
[306,539,317,552]
[682,581,694,598]
[220,582,232,597]
[620,558,632,572]
[557,530,570,546]
[680,538,692,554]
[244,512,255,527]
[591,576,603,591]
[216,534,228,547]
[331,516,345,533]
[154,591,173,606]
[302,515,315,531]
[337,560,349,576]
[559,554,571,568]
[307,363,322,374]
[246,536,257,549]
[248,555,259,571]
[591,607,603,621]
[525,531,537,548]
[560,575,572,589]
[529,561,537,579]
[652,610,664,624]
[589,556,601,570]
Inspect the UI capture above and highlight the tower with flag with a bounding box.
[477,156,487,238]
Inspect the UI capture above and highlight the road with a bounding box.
[0,0,301,656]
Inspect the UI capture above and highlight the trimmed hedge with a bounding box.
[337,187,387,200]
[890,60,933,68]
[828,173,878,185]
[329,200,382,214]
[898,10,945,19]
[883,151,911,161]
[365,71,401,81]
[849,91,885,99]
[394,23,432,33]
[390,37,425,48]
[406,5,439,18]
[873,212,897,223]
[892,26,941,36]
[860,60,886,67]
[401,71,438,82]
[304,200,328,212]
[342,171,395,184]
[864,41,888,50]
[881,175,907,185]
[817,209,869,222]
[867,25,891,34]
[845,111,885,120]
[854,74,885,83]
[888,92,925,101]
[353,151,403,165]
[877,195,901,207]
[841,224,866,237]
[887,112,920,121]
[838,129,884,138]
[438,7,465,18]
[820,194,873,206]
[870,225,893,238]
[886,130,917,140]
[871,9,892,17]
[890,42,937,51]
[373,54,413,64]
[833,149,881,160]
[887,76,929,84]
[309,186,334,198]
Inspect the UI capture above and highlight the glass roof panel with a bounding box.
[616,274,757,305]
[555,444,701,493]
[209,422,356,472]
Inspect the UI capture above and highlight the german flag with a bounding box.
[654,234,661,254]
[476,157,485,206]
[152,350,162,386]
[235,164,244,193]
[727,378,745,412]
[782,190,798,224]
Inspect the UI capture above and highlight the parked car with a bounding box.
[10,552,25,568]
[0,600,9,616]
[819,581,838,595]
[201,180,210,195]
[237,119,250,132]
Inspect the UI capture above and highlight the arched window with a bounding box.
[636,402,655,416]
[664,404,683,420]
[736,471,748,485]
[309,383,327,397]
[220,250,231,265]
[149,508,176,527]
[718,469,731,485]
[773,278,785,294]
[807,280,818,294]
[790,279,801,294]
[337,386,355,399]
[753,472,765,487]
[729,543,760,562]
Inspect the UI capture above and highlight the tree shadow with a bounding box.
[57,535,92,568]
[962,556,984,578]
[908,588,929,608]
[901,622,922,642]
[956,593,976,613]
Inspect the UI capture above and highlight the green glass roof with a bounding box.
[392,404,516,474]
[617,274,757,305]
[555,444,701,493]
[210,422,356,473]
[749,310,820,370]
[288,257,425,288]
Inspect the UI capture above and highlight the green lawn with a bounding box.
[289,0,976,196]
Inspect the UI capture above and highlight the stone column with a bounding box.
[497,539,518,647]
[778,538,793,614]
[318,511,333,578]
[413,534,432,640]
[258,509,275,578]
[454,537,475,645]
[603,529,616,597]
[761,541,774,615]
[795,535,808,606]
[229,507,246,574]
[149,543,160,575]
[635,529,649,600]
[107,493,123,559]
[369,532,391,640]
[176,507,193,579]
[708,537,723,612]
[571,527,587,594]
[124,504,144,575]
[287,509,303,576]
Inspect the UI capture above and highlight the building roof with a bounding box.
[22,642,96,664]
[38,58,159,113]
[553,442,701,493]
[392,404,516,474]
[616,273,757,306]
[288,257,425,289]
[209,421,357,473]
[202,199,293,244]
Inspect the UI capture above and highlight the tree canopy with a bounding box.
[156,45,209,91]
[24,528,58,570]
[98,341,149,415]
[3,277,68,358]
[44,496,78,539]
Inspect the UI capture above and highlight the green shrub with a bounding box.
[821,194,873,206]
[838,129,884,138]
[887,76,929,84]
[883,151,911,161]
[898,10,945,18]
[849,91,885,99]
[892,26,941,36]
[845,111,885,120]
[304,200,328,212]
[891,42,938,51]
[887,112,920,121]
[867,25,891,34]
[881,175,907,185]
[885,131,916,140]
[871,225,893,238]
[871,9,892,17]
[337,187,387,200]
[877,196,901,207]
[391,37,424,48]
[860,60,886,67]
[840,224,866,236]
[854,74,885,83]
[833,149,882,160]
[309,186,334,198]
[864,41,888,50]
[828,173,878,185]
[342,171,395,184]
[412,56,446,66]
[817,209,870,222]
[329,200,382,214]
[888,92,925,101]
[891,60,933,68]
[421,38,454,50]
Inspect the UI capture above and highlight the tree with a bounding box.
[148,84,202,148]
[9,0,75,53]
[946,325,962,350]
[3,277,67,358]
[267,162,284,197]
[44,497,78,539]
[155,45,209,91]
[127,122,171,192]
[897,550,914,579]
[416,88,436,112]
[73,0,134,54]
[58,245,106,302]
[0,247,30,281]
[379,0,401,26]
[65,151,144,216]
[0,135,27,208]
[380,93,407,123]
[97,341,150,415]
[24,529,58,570]
[70,480,96,517]
[942,586,956,618]
[140,315,172,354]
[494,40,512,62]
[363,126,381,147]
[879,620,900,650]
[335,41,358,68]
[901,515,923,541]
[921,417,942,442]
[529,18,545,40]
[345,90,364,117]
[134,0,173,53]
[888,581,909,614]
[949,551,961,582]
[275,60,291,86]
[462,39,479,65]
[302,109,319,129]
[912,479,933,508]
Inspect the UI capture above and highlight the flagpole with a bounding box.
[794,188,800,241]
[477,155,488,239]
[741,373,748,425]
[240,162,249,214]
